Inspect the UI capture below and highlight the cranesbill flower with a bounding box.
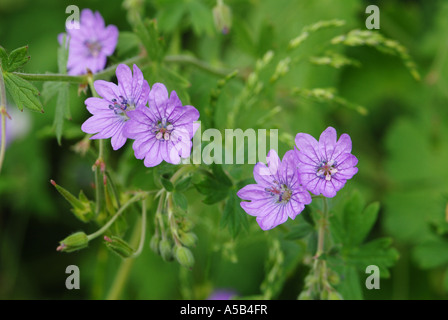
[124,83,200,167]
[294,126,358,198]
[237,150,312,231]
[81,64,150,150]
[59,9,118,75]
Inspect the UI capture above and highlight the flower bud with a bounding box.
[178,231,198,248]
[213,1,232,34]
[104,236,135,258]
[159,239,174,262]
[51,180,93,222]
[174,246,195,269]
[57,232,89,253]
[149,234,160,254]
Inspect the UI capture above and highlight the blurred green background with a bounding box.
[1,0,448,300]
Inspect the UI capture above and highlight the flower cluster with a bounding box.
[81,64,200,165]
[238,127,358,230]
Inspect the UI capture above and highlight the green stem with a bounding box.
[164,55,235,78]
[105,219,141,300]
[12,54,233,83]
[87,193,143,241]
[170,164,195,183]
[130,199,147,258]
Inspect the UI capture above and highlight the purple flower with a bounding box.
[81,64,150,150]
[237,150,312,231]
[124,83,200,167]
[59,9,118,75]
[294,126,358,198]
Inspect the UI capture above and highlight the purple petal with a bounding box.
[85,97,111,114]
[116,64,133,100]
[318,127,337,162]
[295,132,320,164]
[256,206,288,231]
[237,184,270,201]
[144,141,163,167]
[94,80,120,102]
[331,133,352,161]
[110,122,127,150]
[148,83,169,119]
[100,25,118,55]
[253,162,274,188]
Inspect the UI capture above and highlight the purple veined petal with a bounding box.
[266,149,281,180]
[90,119,123,139]
[336,167,358,180]
[302,175,322,196]
[320,179,337,198]
[253,162,275,188]
[148,83,169,119]
[318,126,337,161]
[111,127,127,150]
[256,205,288,231]
[169,106,200,127]
[295,133,320,164]
[144,141,164,167]
[287,196,306,220]
[92,54,108,74]
[337,153,358,170]
[123,120,151,139]
[85,97,111,114]
[136,80,150,108]
[126,106,157,126]
[292,189,312,206]
[167,91,182,115]
[132,135,156,159]
[130,64,145,102]
[240,199,272,217]
[278,150,297,187]
[237,184,270,201]
[331,133,352,161]
[94,80,120,102]
[81,115,115,134]
[116,64,133,101]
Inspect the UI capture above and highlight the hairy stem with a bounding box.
[0,67,7,173]
[130,199,148,258]
[87,193,143,241]
[12,54,234,84]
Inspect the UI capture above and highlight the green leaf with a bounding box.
[157,2,187,33]
[4,46,30,72]
[175,176,192,192]
[116,32,141,58]
[173,191,188,211]
[161,177,174,192]
[221,190,248,238]
[3,72,43,112]
[187,0,215,37]
[0,46,8,68]
[345,238,399,278]
[134,18,164,63]
[194,165,233,205]
[335,264,363,300]
[285,223,314,240]
[413,239,448,269]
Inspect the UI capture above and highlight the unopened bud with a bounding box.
[178,231,198,248]
[159,239,174,262]
[104,236,135,258]
[174,246,195,269]
[150,234,160,254]
[51,180,93,222]
[298,290,312,300]
[57,232,89,253]
[213,1,232,34]
[328,291,343,300]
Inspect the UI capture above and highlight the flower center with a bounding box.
[108,96,135,119]
[154,118,174,141]
[84,40,102,58]
[316,159,338,181]
[265,181,292,204]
